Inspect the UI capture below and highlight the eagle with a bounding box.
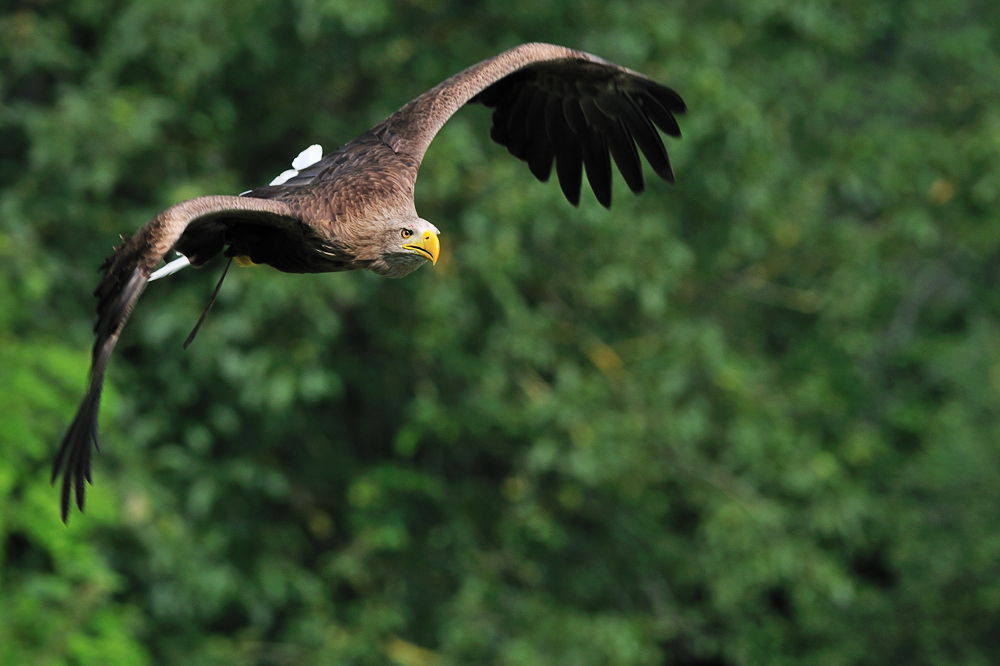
[53,43,686,521]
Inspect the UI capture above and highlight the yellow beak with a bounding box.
[403,229,440,265]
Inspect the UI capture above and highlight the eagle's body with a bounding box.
[53,43,686,520]
[171,137,428,277]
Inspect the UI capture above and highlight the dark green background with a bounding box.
[3,0,1000,663]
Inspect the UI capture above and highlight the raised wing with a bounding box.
[383,43,684,207]
[54,195,298,522]
[271,44,684,207]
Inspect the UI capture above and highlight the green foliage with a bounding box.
[3,0,1000,663]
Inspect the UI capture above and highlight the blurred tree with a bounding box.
[2,0,1000,664]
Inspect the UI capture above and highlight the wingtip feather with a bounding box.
[53,387,101,523]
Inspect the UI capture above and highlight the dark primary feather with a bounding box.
[546,96,583,205]
[468,56,685,208]
[582,131,613,208]
[581,97,643,194]
[613,93,673,181]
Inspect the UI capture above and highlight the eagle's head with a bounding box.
[371,217,441,278]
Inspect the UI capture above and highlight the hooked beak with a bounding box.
[403,229,440,265]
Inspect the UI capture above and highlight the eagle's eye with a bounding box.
[400,228,414,239]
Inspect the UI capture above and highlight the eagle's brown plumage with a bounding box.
[53,43,686,521]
